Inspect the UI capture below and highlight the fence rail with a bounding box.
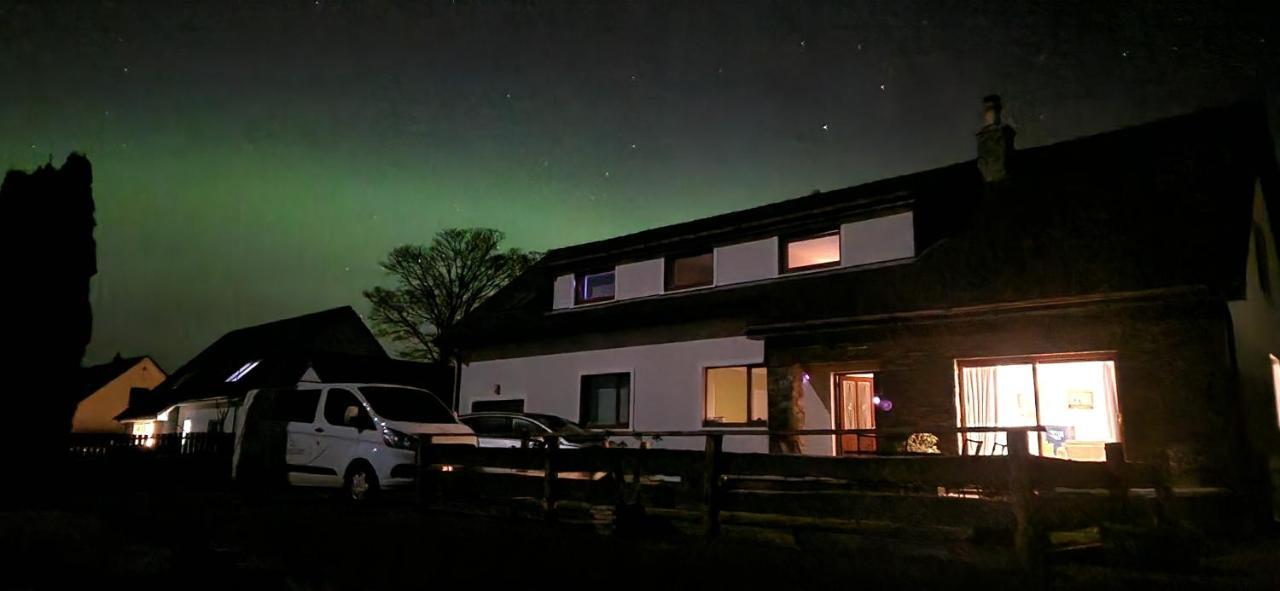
[416,427,1173,574]
[68,432,233,457]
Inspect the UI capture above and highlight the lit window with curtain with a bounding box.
[956,354,1120,461]
[704,366,768,426]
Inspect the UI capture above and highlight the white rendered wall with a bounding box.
[714,237,779,286]
[461,337,770,453]
[616,258,664,300]
[840,211,915,268]
[553,274,576,309]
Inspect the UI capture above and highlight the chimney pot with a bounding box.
[977,94,1015,182]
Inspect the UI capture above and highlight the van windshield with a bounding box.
[359,387,457,424]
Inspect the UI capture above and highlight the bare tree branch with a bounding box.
[364,228,539,361]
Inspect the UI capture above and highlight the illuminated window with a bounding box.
[957,354,1120,462]
[704,366,768,426]
[579,373,630,428]
[665,251,714,291]
[226,360,261,382]
[131,421,156,447]
[575,270,616,304]
[182,419,193,435]
[783,231,841,272]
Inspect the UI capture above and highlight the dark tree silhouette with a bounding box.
[3,153,96,497]
[364,228,538,361]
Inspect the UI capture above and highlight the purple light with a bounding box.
[802,373,811,382]
[877,398,894,412]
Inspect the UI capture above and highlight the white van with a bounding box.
[232,383,476,500]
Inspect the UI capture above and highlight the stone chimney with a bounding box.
[976,94,1015,182]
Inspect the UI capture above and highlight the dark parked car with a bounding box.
[459,412,608,449]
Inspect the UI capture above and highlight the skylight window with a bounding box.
[226,360,261,383]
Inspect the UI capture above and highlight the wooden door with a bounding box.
[837,375,876,453]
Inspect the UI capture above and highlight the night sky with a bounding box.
[2,1,1275,369]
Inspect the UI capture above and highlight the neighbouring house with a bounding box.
[115,306,453,438]
[71,355,166,433]
[446,100,1279,500]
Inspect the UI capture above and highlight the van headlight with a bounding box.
[381,427,418,450]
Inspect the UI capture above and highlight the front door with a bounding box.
[836,374,876,453]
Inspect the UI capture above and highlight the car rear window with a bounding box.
[360,387,457,424]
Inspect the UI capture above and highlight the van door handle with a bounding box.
[314,427,324,433]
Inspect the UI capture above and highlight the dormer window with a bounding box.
[782,230,841,272]
[576,269,616,304]
[665,251,714,291]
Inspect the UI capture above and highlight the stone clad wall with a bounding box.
[764,298,1248,487]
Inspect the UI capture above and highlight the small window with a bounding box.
[271,389,320,423]
[665,251,714,291]
[704,366,768,426]
[323,388,362,426]
[782,231,841,272]
[576,270,616,304]
[580,373,631,428]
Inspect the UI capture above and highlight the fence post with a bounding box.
[702,433,724,539]
[1007,430,1041,576]
[1104,442,1129,523]
[417,435,435,506]
[1153,448,1175,527]
[543,435,560,520]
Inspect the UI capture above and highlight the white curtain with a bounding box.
[1101,361,1120,442]
[962,367,999,455]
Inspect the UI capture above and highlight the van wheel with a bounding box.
[344,462,379,502]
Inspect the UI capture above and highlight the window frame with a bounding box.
[780,229,842,273]
[322,388,362,427]
[578,372,632,429]
[702,364,769,428]
[575,268,617,305]
[954,352,1121,457]
[664,250,715,292]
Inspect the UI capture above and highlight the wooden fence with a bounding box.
[416,427,1173,573]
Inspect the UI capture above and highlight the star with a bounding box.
[629,143,637,149]
[122,66,129,73]
[799,40,807,48]
[1121,50,1129,57]
[821,124,829,131]
[879,84,886,90]
[603,171,611,178]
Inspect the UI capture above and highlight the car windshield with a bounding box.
[359,387,457,424]
[526,414,591,435]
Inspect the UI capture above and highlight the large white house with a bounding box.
[447,101,1280,503]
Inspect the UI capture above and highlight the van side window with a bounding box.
[324,389,362,426]
[273,390,320,423]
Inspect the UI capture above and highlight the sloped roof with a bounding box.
[78,356,159,403]
[448,101,1277,355]
[116,307,387,420]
